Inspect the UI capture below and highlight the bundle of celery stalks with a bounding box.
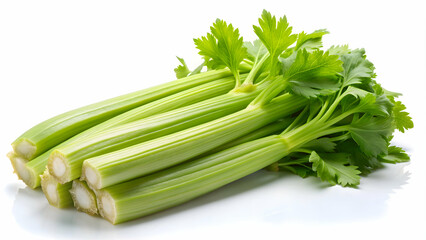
[8,10,413,224]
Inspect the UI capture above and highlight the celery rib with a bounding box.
[12,69,233,160]
[96,135,288,224]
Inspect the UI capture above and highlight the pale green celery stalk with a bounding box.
[51,76,261,184]
[12,69,234,160]
[95,135,289,224]
[40,169,73,208]
[82,93,307,189]
[21,76,238,189]
[69,180,98,215]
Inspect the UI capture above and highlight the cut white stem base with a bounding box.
[48,152,70,184]
[81,162,101,189]
[69,180,98,215]
[12,140,37,159]
[96,190,116,224]
[40,168,73,208]
[8,151,31,184]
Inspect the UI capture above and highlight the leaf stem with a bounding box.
[281,106,309,135]
[247,76,288,108]
[242,52,270,86]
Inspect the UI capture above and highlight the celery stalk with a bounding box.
[96,135,288,224]
[40,169,73,208]
[82,93,307,189]
[12,69,234,160]
[19,76,238,188]
[69,180,98,215]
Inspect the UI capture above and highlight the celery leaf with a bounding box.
[282,29,329,59]
[336,139,383,174]
[342,86,392,117]
[244,40,267,62]
[285,50,342,98]
[341,49,375,87]
[392,101,414,133]
[379,145,410,163]
[309,151,361,187]
[253,10,297,75]
[348,115,393,157]
[328,45,351,56]
[294,29,329,53]
[194,19,247,83]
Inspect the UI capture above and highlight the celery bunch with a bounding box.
[7,10,412,225]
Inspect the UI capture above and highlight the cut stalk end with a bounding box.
[69,180,98,215]
[48,151,70,184]
[41,168,73,208]
[12,139,37,160]
[81,162,101,190]
[8,152,37,187]
[96,190,116,224]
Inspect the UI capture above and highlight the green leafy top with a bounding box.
[271,48,412,187]
[194,19,247,87]
[189,10,412,188]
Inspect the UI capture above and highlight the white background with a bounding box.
[1,0,425,239]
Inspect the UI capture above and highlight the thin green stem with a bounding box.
[317,94,344,124]
[233,71,241,89]
[292,148,313,154]
[311,97,331,122]
[247,76,288,108]
[314,125,350,137]
[328,133,351,142]
[242,53,270,86]
[243,59,254,65]
[325,108,358,127]
[281,114,350,152]
[281,106,309,135]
